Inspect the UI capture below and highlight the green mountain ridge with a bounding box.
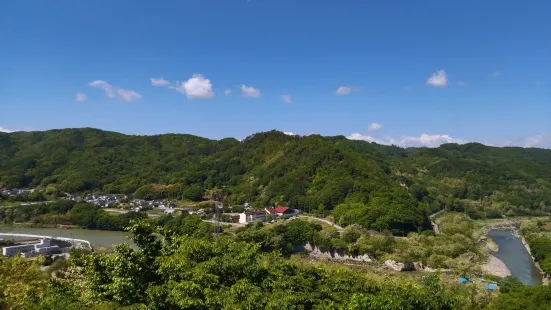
[1,128,550,233]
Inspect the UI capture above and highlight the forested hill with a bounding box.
[1,128,551,232]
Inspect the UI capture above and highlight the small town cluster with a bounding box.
[78,194,176,210]
[0,188,37,197]
[1,187,300,226]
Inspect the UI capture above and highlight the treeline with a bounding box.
[236,213,485,272]
[133,183,204,201]
[1,128,551,234]
[0,200,145,231]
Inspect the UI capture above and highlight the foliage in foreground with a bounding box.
[0,220,494,310]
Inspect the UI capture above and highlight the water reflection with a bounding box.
[488,230,542,285]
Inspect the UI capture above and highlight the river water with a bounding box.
[488,230,542,285]
[0,227,132,248]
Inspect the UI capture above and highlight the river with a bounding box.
[0,227,132,249]
[488,229,542,285]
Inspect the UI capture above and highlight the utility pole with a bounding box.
[214,199,221,237]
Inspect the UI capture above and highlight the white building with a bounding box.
[239,211,268,224]
[2,244,35,257]
[2,238,60,257]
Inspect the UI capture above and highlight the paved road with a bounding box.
[298,215,343,230]
[104,208,129,214]
[202,219,245,228]
[429,209,445,234]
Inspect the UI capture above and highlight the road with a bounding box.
[429,209,445,234]
[104,208,129,214]
[298,215,343,230]
[202,219,245,228]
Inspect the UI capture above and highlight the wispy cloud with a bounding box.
[335,86,352,95]
[241,85,261,98]
[75,92,87,102]
[368,123,382,131]
[224,89,231,95]
[499,134,551,149]
[426,70,448,88]
[347,132,466,147]
[150,77,170,86]
[283,131,296,136]
[173,74,215,99]
[88,80,142,102]
[348,132,551,149]
[281,95,292,104]
[0,127,15,133]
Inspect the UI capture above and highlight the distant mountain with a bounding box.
[1,128,550,233]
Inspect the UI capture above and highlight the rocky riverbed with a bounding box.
[482,254,512,278]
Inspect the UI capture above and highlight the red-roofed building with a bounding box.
[265,206,297,218]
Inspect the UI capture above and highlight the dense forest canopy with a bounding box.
[1,128,551,233]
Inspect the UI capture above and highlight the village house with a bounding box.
[239,211,268,224]
[265,206,297,219]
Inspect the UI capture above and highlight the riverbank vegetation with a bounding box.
[520,218,551,275]
[235,213,487,274]
[0,200,145,231]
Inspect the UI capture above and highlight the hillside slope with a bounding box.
[1,128,551,232]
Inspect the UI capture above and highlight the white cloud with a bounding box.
[492,71,501,77]
[241,85,260,98]
[151,77,170,86]
[281,95,292,104]
[500,134,551,149]
[75,92,87,102]
[368,123,382,131]
[426,70,448,88]
[347,132,466,148]
[0,127,14,133]
[458,81,468,87]
[283,131,296,136]
[174,74,215,99]
[88,80,142,102]
[335,86,352,95]
[347,133,379,143]
[224,89,231,95]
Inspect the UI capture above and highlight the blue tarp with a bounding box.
[459,277,469,284]
[486,284,496,291]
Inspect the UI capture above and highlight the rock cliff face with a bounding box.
[298,242,373,262]
[384,260,415,271]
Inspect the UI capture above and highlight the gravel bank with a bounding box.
[482,254,512,278]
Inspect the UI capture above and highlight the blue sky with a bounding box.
[1,0,549,147]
